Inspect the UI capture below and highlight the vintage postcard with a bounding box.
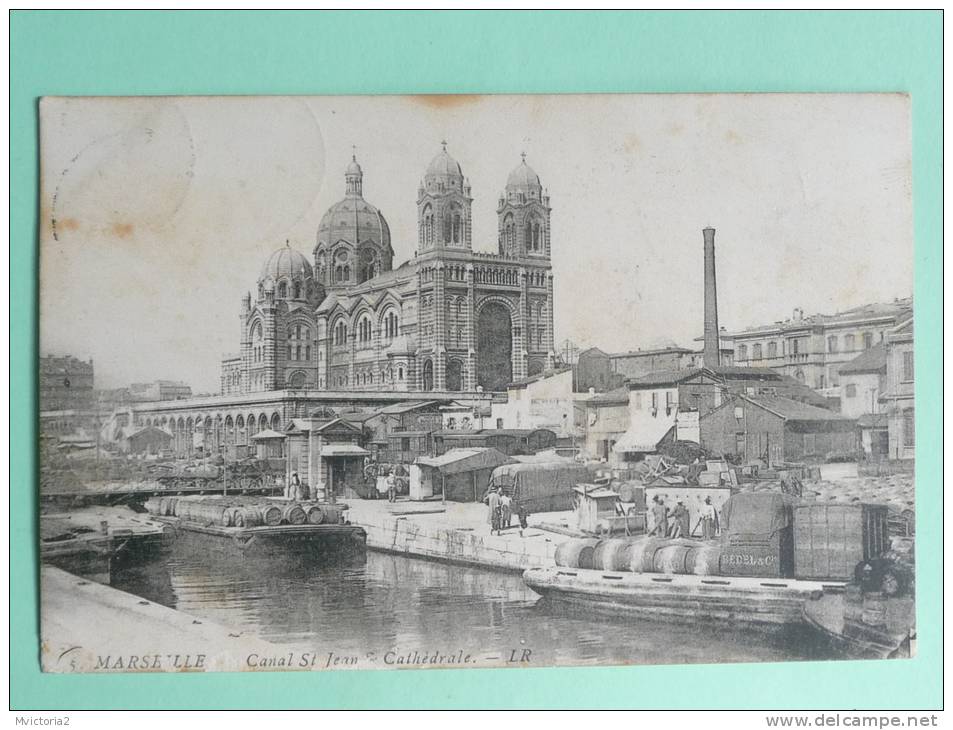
[38,94,914,674]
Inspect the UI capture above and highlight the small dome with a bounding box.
[386,334,417,356]
[259,243,313,281]
[506,156,542,191]
[425,142,464,184]
[346,156,362,176]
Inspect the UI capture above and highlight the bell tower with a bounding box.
[498,152,550,258]
[417,142,473,252]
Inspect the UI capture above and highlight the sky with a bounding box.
[39,94,913,392]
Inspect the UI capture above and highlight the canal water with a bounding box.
[111,540,837,669]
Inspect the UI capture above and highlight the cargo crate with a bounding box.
[794,503,889,581]
[719,527,794,578]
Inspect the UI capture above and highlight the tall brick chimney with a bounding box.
[703,227,720,367]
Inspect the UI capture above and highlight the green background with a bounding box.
[10,10,942,709]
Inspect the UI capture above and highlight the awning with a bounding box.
[320,444,370,457]
[417,447,513,475]
[251,428,285,440]
[612,421,675,453]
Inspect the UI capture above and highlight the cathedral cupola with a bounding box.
[497,153,551,258]
[417,142,473,251]
[315,151,393,288]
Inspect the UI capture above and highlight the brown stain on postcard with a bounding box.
[413,95,481,110]
[111,222,135,239]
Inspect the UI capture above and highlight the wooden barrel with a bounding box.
[164,497,178,516]
[554,538,600,569]
[685,545,722,576]
[322,504,344,525]
[174,500,192,520]
[861,592,888,627]
[653,544,692,574]
[625,537,668,573]
[592,539,633,571]
[259,504,282,527]
[281,503,307,525]
[234,507,263,528]
[306,505,324,525]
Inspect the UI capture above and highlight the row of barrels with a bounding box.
[144,496,329,528]
[554,537,723,576]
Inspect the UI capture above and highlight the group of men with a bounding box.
[649,495,719,540]
[485,486,529,537]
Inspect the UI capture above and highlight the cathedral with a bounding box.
[221,144,555,395]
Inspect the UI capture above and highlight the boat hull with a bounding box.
[523,567,842,626]
[157,516,366,556]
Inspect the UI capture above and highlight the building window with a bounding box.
[651,392,659,413]
[863,332,873,350]
[827,335,838,353]
[845,383,857,397]
[737,344,748,360]
[903,409,915,447]
[384,311,399,340]
[845,334,855,351]
[791,339,800,355]
[358,316,372,345]
[278,281,288,298]
[767,341,777,358]
[735,433,745,455]
[753,344,763,360]
[334,321,348,347]
[902,351,914,382]
[634,392,642,410]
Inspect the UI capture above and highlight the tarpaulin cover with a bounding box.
[721,491,800,538]
[490,461,590,512]
[417,447,513,475]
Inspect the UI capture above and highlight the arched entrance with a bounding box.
[422,359,434,391]
[477,301,513,391]
[446,359,463,391]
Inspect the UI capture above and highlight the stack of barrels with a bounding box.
[144,497,340,528]
[554,536,724,576]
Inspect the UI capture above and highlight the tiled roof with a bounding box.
[746,395,850,422]
[838,343,887,374]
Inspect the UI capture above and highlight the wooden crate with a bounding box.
[720,528,794,578]
[794,503,889,581]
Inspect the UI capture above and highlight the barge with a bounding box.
[147,496,366,555]
[523,567,843,626]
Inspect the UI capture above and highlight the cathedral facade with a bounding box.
[221,144,556,395]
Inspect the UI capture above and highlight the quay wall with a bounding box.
[349,506,559,573]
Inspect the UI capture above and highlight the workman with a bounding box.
[486,487,502,535]
[499,491,513,529]
[289,471,301,500]
[650,496,668,537]
[386,471,398,503]
[670,500,690,538]
[700,496,718,540]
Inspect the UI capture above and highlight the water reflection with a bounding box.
[111,541,836,668]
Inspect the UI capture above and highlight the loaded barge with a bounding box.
[146,495,366,554]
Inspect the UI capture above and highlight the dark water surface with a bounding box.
[111,536,837,669]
